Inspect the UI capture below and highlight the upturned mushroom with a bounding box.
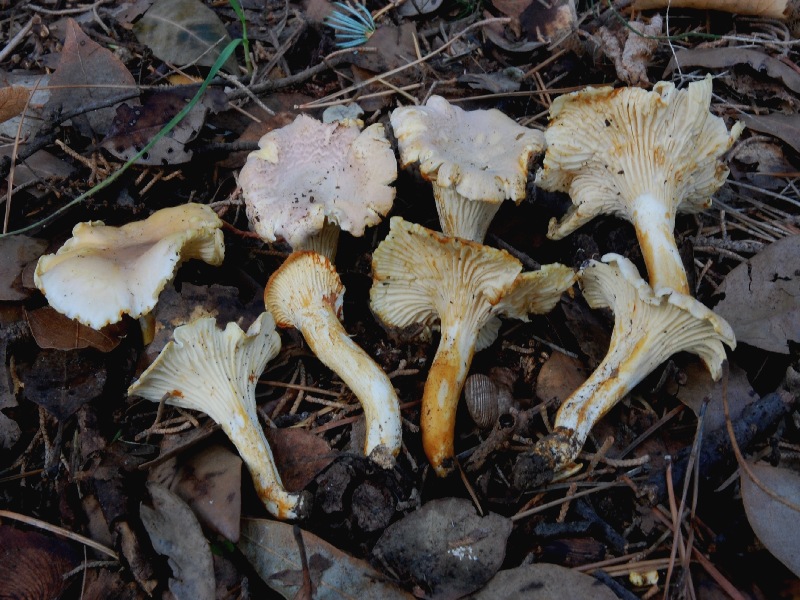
[371,217,575,475]
[390,96,545,242]
[513,254,735,490]
[34,203,224,330]
[264,251,402,468]
[128,313,308,520]
[238,114,396,261]
[536,76,743,295]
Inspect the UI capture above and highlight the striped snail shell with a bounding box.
[465,373,499,430]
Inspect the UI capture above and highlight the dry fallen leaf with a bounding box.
[45,19,137,137]
[239,518,413,599]
[0,525,79,599]
[266,427,338,492]
[675,361,758,432]
[633,0,788,18]
[741,113,800,154]
[0,235,46,301]
[714,234,800,354]
[141,483,216,600]
[27,306,125,352]
[467,562,619,599]
[740,462,800,578]
[0,85,30,124]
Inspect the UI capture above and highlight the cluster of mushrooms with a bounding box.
[33,75,742,520]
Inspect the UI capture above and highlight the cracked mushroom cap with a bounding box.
[512,253,736,490]
[239,114,397,259]
[265,251,402,466]
[34,203,224,330]
[536,76,743,292]
[128,312,307,521]
[370,217,574,474]
[390,96,545,241]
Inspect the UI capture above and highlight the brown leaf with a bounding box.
[675,361,758,432]
[714,234,800,354]
[741,113,800,154]
[467,562,619,599]
[0,235,46,301]
[741,463,800,578]
[171,444,242,543]
[664,48,800,94]
[141,483,215,600]
[0,85,30,124]
[266,427,338,493]
[27,306,125,352]
[0,525,79,599]
[535,352,589,405]
[239,518,413,599]
[45,19,137,137]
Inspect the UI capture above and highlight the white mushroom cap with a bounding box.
[513,253,735,487]
[371,217,573,475]
[536,76,743,294]
[239,115,397,260]
[34,203,224,330]
[265,251,402,468]
[128,312,307,520]
[390,96,545,242]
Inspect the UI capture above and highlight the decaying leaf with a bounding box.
[0,148,75,199]
[27,306,125,352]
[0,235,46,301]
[100,89,223,165]
[45,19,137,137]
[484,0,576,52]
[0,525,79,599]
[468,562,619,599]
[459,69,523,94]
[714,234,800,354]
[741,462,800,578]
[171,445,242,543]
[741,113,800,154]
[266,427,338,492]
[21,349,107,421]
[140,483,215,600]
[595,15,662,85]
[134,0,239,74]
[239,518,413,599]
[397,0,443,16]
[0,85,30,124]
[664,48,800,94]
[0,72,49,139]
[633,0,788,19]
[372,497,513,600]
[536,351,589,405]
[675,362,758,432]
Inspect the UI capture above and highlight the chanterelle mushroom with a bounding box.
[264,251,402,468]
[536,76,743,295]
[371,217,575,475]
[390,96,545,242]
[239,114,397,261]
[34,203,224,330]
[128,313,307,520]
[513,254,735,490]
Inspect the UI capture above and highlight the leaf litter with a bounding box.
[0,0,799,598]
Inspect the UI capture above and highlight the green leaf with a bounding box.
[134,0,239,74]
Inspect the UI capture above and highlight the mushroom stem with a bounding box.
[221,404,306,520]
[265,252,402,467]
[422,317,481,476]
[297,306,402,466]
[629,192,689,294]
[294,218,341,263]
[432,184,502,243]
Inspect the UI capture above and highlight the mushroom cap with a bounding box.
[370,217,523,332]
[128,312,281,426]
[34,203,224,330]
[239,115,397,249]
[390,95,545,203]
[264,251,344,329]
[582,253,735,379]
[536,76,744,240]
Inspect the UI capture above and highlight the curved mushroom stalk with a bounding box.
[128,313,307,520]
[265,251,402,468]
[391,96,544,242]
[537,76,743,294]
[513,254,736,491]
[371,217,575,476]
[239,115,397,261]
